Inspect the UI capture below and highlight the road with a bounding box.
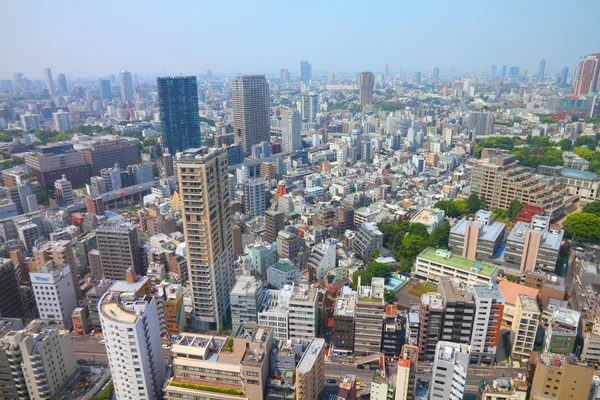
[71,334,170,364]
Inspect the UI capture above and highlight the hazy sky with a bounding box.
[2,0,599,79]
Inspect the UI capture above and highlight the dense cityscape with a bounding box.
[2,5,600,400]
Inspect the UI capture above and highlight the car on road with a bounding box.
[357,364,365,369]
[417,368,425,373]
[326,378,336,384]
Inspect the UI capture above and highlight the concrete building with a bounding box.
[20,112,41,131]
[332,291,356,356]
[163,284,185,336]
[353,222,383,262]
[414,248,498,285]
[528,351,595,400]
[276,230,305,264]
[382,305,404,357]
[83,138,139,176]
[429,341,470,400]
[178,148,235,331]
[353,277,385,356]
[244,241,277,276]
[478,378,527,400]
[32,239,81,298]
[53,175,73,206]
[230,275,266,333]
[267,259,302,289]
[79,279,113,329]
[30,263,78,329]
[232,75,270,154]
[470,282,505,365]
[371,376,394,400]
[243,179,266,217]
[438,277,475,344]
[24,144,89,188]
[505,217,563,272]
[573,53,600,96]
[511,295,539,360]
[119,70,134,102]
[562,151,590,170]
[296,338,325,400]
[582,333,600,363]
[258,286,292,340]
[0,318,26,399]
[99,279,166,400]
[264,211,284,244]
[358,72,374,106]
[406,311,420,345]
[468,111,495,139]
[410,208,446,233]
[300,94,318,121]
[44,67,54,95]
[418,292,444,361]
[52,109,72,131]
[307,239,337,282]
[281,108,301,153]
[395,344,419,400]
[449,210,506,260]
[288,280,318,341]
[129,163,154,184]
[97,221,143,279]
[543,307,580,354]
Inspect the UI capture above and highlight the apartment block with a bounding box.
[353,277,385,357]
[381,304,404,357]
[264,210,284,244]
[449,210,506,261]
[406,311,420,345]
[0,259,26,321]
[511,295,540,360]
[429,341,470,400]
[30,263,78,330]
[258,286,292,340]
[96,221,143,279]
[230,275,266,333]
[296,338,325,400]
[543,307,580,354]
[332,292,356,355]
[276,230,306,264]
[418,292,444,361]
[352,222,383,262]
[470,283,505,365]
[505,217,563,272]
[307,239,337,282]
[438,276,475,344]
[414,248,498,285]
[395,344,419,400]
[528,351,594,400]
[32,239,81,298]
[288,281,318,341]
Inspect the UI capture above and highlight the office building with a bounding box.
[381,304,404,357]
[353,277,385,356]
[449,210,506,260]
[0,318,26,399]
[414,248,498,285]
[99,79,112,100]
[433,67,440,82]
[244,241,277,276]
[267,259,302,289]
[469,154,567,219]
[25,143,89,188]
[178,148,235,331]
[157,76,201,154]
[505,217,563,272]
[44,67,54,95]
[258,287,291,340]
[528,351,595,400]
[469,111,495,139]
[359,71,375,106]
[288,281,318,341]
[538,59,546,79]
[53,175,73,206]
[300,60,312,82]
[276,230,306,264]
[396,344,419,400]
[479,378,527,400]
[232,75,270,154]
[264,210,284,244]
[119,70,134,102]
[280,68,290,82]
[415,71,422,84]
[438,277,475,344]
[32,239,81,298]
[99,278,166,400]
[511,294,539,360]
[96,221,143,279]
[230,275,266,333]
[243,179,266,217]
[307,239,336,282]
[20,111,41,131]
[543,307,579,354]
[332,292,356,356]
[418,292,444,361]
[57,73,67,93]
[560,67,569,86]
[52,109,72,131]
[470,283,505,365]
[573,53,600,96]
[129,162,154,184]
[0,259,26,320]
[300,94,318,121]
[281,108,301,153]
[83,138,139,176]
[30,263,77,329]
[429,341,470,400]
[296,338,325,400]
[352,222,383,262]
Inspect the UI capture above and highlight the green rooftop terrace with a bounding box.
[418,248,497,277]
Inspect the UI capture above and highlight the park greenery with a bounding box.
[563,212,600,244]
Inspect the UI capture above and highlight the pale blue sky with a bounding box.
[2,0,599,79]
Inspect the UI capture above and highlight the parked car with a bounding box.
[326,378,336,384]
[357,364,365,369]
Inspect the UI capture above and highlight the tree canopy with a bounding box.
[474,136,516,158]
[581,201,600,217]
[563,212,600,243]
[434,199,469,218]
[574,136,598,151]
[573,147,593,161]
[506,199,524,220]
[429,221,450,249]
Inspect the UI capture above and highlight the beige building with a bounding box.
[354,277,385,356]
[178,148,235,331]
[395,344,419,400]
[164,324,274,400]
[470,154,568,218]
[32,239,81,298]
[528,351,595,400]
[358,72,374,106]
[296,338,325,400]
[511,295,540,360]
[478,378,527,400]
[231,75,270,154]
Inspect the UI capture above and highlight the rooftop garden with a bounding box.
[223,337,234,352]
[170,381,243,396]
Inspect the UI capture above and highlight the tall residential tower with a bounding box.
[231,75,270,154]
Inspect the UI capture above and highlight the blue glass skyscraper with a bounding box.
[157,76,201,154]
[99,79,112,100]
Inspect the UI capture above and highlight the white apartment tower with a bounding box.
[232,75,270,154]
[31,263,78,329]
[243,179,266,217]
[52,110,72,131]
[429,341,470,400]
[178,148,235,331]
[54,174,74,205]
[300,94,319,121]
[99,282,166,400]
[281,108,301,153]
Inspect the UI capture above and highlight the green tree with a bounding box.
[582,201,600,217]
[429,221,450,249]
[506,199,524,220]
[384,290,395,304]
[558,139,573,151]
[408,223,430,240]
[479,195,488,210]
[400,234,428,260]
[573,147,594,161]
[563,212,600,243]
[467,193,482,213]
[473,136,515,158]
[352,270,374,290]
[575,136,598,150]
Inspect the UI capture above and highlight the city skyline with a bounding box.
[2,0,599,78]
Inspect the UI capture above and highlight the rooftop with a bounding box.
[100,292,152,324]
[498,280,539,306]
[334,294,356,317]
[411,207,445,226]
[450,217,505,242]
[560,168,598,181]
[439,276,474,302]
[507,221,563,251]
[419,247,497,277]
[271,259,296,273]
[297,338,325,373]
[436,341,470,362]
[517,294,540,312]
[472,282,504,301]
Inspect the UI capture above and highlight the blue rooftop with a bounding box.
[560,168,598,181]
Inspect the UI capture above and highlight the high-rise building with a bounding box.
[438,277,475,344]
[469,111,494,139]
[99,278,166,400]
[178,148,235,331]
[232,75,270,154]
[243,179,266,217]
[0,259,26,320]
[415,71,422,85]
[157,76,201,154]
[490,65,497,77]
[528,351,595,400]
[300,60,312,82]
[418,292,444,361]
[573,53,600,96]
[20,112,41,131]
[501,65,507,77]
[470,282,505,365]
[264,210,284,244]
[52,109,72,131]
[538,59,546,80]
[296,338,325,400]
[396,344,419,400]
[230,275,266,333]
[281,108,301,153]
[96,221,143,279]
[57,73,67,94]
[280,68,290,82]
[353,277,385,356]
[83,138,139,175]
[511,294,539,360]
[119,70,134,102]
[429,341,470,400]
[300,94,318,121]
[560,67,569,86]
[32,239,81,298]
[54,175,74,205]
[358,72,374,106]
[99,79,112,100]
[44,68,54,95]
[332,292,356,355]
[30,263,78,329]
[433,67,440,82]
[383,64,389,79]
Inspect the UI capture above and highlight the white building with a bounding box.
[99,281,166,400]
[281,108,301,153]
[130,163,154,184]
[430,341,470,400]
[258,286,292,340]
[300,94,318,122]
[470,282,505,365]
[20,112,41,131]
[230,275,266,333]
[31,263,78,329]
[52,110,72,131]
[307,239,337,281]
[54,174,74,205]
[288,280,318,341]
[267,259,302,289]
[243,179,266,217]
